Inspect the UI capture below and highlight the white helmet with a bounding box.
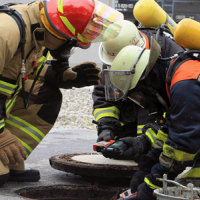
[103,37,161,101]
[99,20,146,66]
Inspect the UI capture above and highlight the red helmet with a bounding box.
[43,0,124,48]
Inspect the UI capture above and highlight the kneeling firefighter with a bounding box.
[92,18,183,162]
[0,0,123,186]
[104,33,200,199]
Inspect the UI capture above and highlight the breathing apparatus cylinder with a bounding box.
[133,0,177,34]
[174,18,200,50]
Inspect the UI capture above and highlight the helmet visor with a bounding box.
[80,0,124,43]
[103,48,146,101]
[103,69,134,101]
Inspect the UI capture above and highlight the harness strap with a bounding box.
[166,50,200,98]
[0,5,27,107]
[0,6,26,59]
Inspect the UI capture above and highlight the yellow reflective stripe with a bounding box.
[77,33,90,43]
[58,0,90,44]
[36,52,51,75]
[60,16,75,35]
[58,0,64,14]
[58,0,75,35]
[16,137,32,156]
[46,51,51,60]
[163,112,166,118]
[6,87,21,114]
[37,56,46,65]
[6,119,40,143]
[180,167,200,179]
[6,114,45,143]
[163,143,195,162]
[0,81,17,89]
[9,114,45,138]
[0,80,18,95]
[0,119,5,129]
[137,124,144,135]
[157,130,168,142]
[145,128,157,145]
[144,177,160,190]
[93,106,120,121]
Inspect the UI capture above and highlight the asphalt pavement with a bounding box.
[0,128,97,199]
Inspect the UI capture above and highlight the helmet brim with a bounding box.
[44,0,90,48]
[99,43,114,66]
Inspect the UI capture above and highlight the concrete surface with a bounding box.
[0,128,97,199]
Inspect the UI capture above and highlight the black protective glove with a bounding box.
[60,62,101,88]
[119,135,151,160]
[45,59,70,89]
[101,140,128,159]
[95,117,122,142]
[97,129,115,142]
[101,135,151,160]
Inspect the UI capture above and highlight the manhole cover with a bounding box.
[16,185,122,200]
[49,153,138,179]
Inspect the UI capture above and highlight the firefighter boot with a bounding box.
[9,160,40,182]
[0,160,9,187]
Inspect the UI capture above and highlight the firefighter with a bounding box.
[92,19,183,161]
[105,43,200,199]
[0,0,123,186]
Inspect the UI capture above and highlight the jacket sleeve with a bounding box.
[92,81,121,122]
[0,13,20,74]
[166,79,200,154]
[0,13,21,132]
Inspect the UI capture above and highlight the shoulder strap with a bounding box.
[0,4,26,61]
[166,50,200,93]
[138,25,173,47]
[0,4,27,107]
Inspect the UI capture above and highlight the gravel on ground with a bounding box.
[54,87,97,130]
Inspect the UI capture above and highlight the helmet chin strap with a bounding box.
[49,38,78,60]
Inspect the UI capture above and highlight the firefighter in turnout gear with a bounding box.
[106,40,200,199]
[0,0,123,186]
[92,19,183,162]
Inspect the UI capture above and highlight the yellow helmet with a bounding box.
[103,37,161,101]
[99,20,146,65]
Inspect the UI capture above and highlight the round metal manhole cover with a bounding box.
[16,185,122,200]
[49,153,138,179]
